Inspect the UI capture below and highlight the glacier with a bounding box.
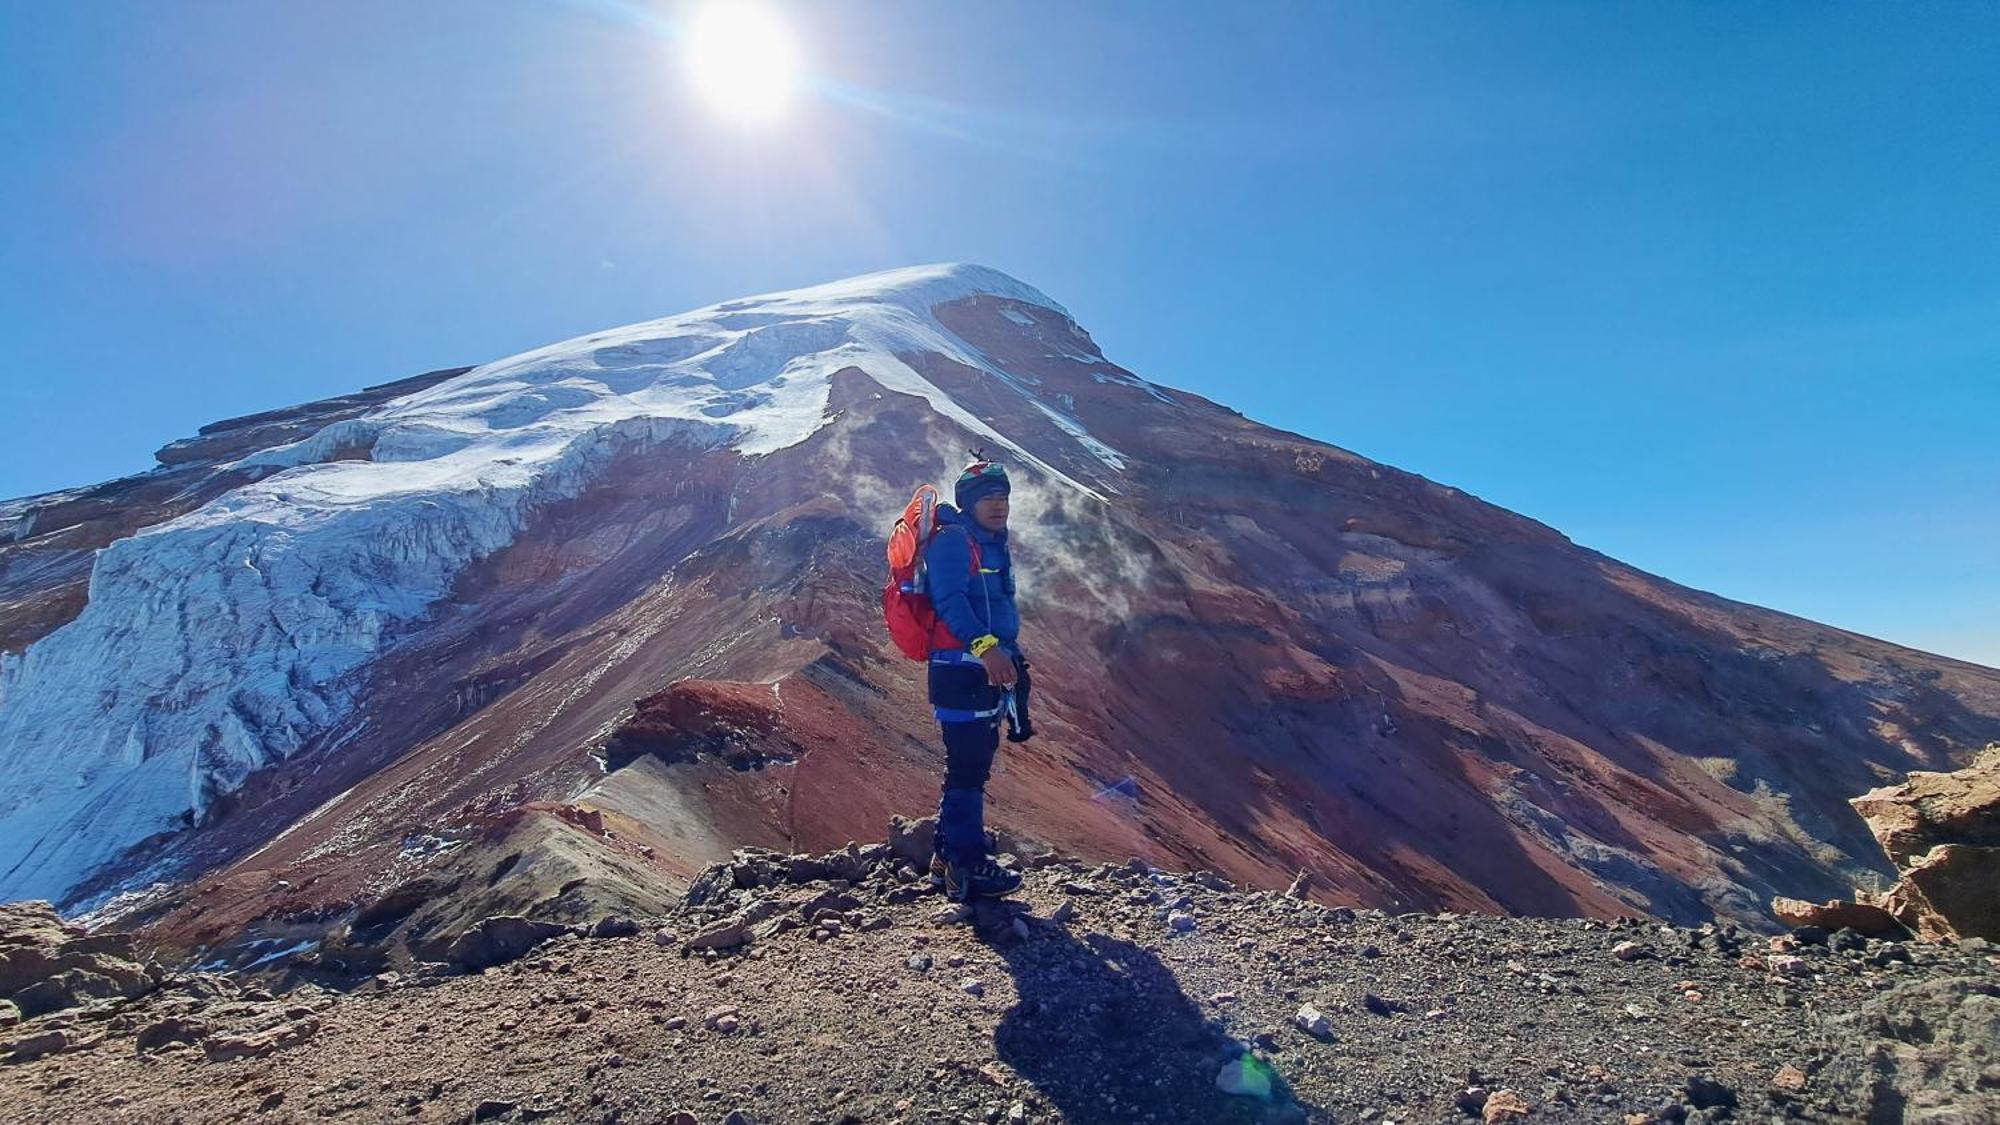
[0,263,1112,906]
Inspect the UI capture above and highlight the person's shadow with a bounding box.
[973,899,1325,1124]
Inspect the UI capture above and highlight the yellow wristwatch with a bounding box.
[968,634,1000,658]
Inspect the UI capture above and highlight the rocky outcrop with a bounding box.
[1877,844,2000,943]
[0,901,157,1019]
[1773,745,2000,942]
[1851,744,2000,865]
[1856,746,2000,942]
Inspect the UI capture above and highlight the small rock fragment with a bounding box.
[702,1004,740,1031]
[1482,1088,1531,1123]
[1771,1064,1809,1093]
[1294,1003,1332,1038]
[1611,941,1648,961]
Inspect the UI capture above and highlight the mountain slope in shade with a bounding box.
[0,264,1995,958]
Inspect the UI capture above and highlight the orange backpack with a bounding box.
[882,484,980,660]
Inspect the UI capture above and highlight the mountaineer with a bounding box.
[882,456,1034,900]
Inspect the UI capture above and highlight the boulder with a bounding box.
[1769,896,1907,938]
[887,815,938,869]
[136,1016,208,1053]
[1882,845,2000,942]
[1850,745,2000,866]
[13,969,128,1016]
[682,918,750,953]
[1293,1004,1331,1038]
[5,1028,74,1062]
[588,915,640,939]
[443,916,569,972]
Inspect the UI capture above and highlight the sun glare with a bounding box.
[684,1,802,125]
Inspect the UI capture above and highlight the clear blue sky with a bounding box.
[2,2,1995,667]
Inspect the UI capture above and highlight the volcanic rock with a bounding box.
[1796,745,2000,942]
[1817,978,2000,1121]
[1882,844,2000,942]
[1769,896,1905,938]
[1482,1088,1531,1122]
[444,917,571,972]
[684,919,752,953]
[5,1029,74,1062]
[1293,1003,1331,1037]
[0,901,156,1018]
[1851,745,2000,866]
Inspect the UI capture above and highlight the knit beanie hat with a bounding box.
[954,458,1010,511]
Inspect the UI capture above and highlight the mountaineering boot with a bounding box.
[941,856,1023,902]
[930,830,1005,884]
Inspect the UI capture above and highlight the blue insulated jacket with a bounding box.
[923,504,1018,654]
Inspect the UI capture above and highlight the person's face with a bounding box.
[973,492,1010,531]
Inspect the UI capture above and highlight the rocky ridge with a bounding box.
[5,824,1997,1124]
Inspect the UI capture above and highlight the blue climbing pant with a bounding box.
[937,716,1001,864]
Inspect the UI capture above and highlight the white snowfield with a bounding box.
[0,264,1127,906]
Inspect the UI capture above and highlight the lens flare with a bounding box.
[684,1,802,125]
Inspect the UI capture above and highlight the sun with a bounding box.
[684,1,803,125]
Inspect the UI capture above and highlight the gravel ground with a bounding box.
[5,847,1997,1125]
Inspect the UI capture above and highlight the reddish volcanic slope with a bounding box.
[4,273,1996,964]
